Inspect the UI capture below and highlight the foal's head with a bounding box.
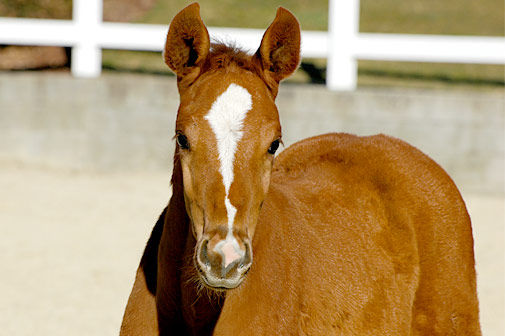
[164,3,300,289]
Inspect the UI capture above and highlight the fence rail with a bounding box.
[0,0,504,90]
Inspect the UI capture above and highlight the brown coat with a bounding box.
[120,3,480,335]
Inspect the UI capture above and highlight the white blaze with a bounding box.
[205,83,252,255]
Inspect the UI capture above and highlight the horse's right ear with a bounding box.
[255,7,301,96]
[164,3,210,89]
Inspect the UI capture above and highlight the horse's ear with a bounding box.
[164,3,210,88]
[256,7,301,95]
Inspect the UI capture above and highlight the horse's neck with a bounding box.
[160,155,190,270]
[156,155,223,334]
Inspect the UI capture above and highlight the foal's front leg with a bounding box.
[120,266,159,335]
[120,208,166,335]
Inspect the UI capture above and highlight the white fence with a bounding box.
[0,0,504,90]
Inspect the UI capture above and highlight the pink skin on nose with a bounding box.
[221,242,241,268]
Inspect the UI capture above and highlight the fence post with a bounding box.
[72,0,102,77]
[326,0,360,90]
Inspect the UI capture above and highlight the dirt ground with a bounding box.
[0,163,503,335]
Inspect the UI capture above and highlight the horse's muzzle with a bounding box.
[195,235,252,289]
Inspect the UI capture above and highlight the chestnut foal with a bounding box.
[120,4,480,335]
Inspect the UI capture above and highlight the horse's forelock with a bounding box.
[203,42,256,72]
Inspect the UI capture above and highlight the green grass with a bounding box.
[140,0,329,30]
[102,0,505,89]
[360,0,504,36]
[102,50,171,75]
[357,61,505,90]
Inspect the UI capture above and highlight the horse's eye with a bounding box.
[176,133,190,150]
[268,139,280,155]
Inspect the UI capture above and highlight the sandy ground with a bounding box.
[0,164,503,335]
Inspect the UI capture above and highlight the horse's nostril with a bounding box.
[243,242,252,266]
[199,239,210,266]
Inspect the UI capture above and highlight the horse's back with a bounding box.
[214,133,480,335]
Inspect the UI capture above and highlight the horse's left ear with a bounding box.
[255,7,301,95]
[164,3,210,90]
